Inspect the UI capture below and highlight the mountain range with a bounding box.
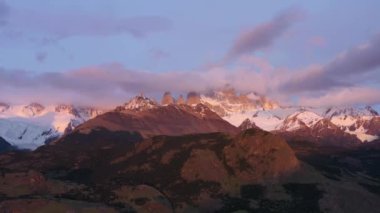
[1,86,379,150]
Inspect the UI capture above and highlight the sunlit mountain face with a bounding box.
[1,1,380,212]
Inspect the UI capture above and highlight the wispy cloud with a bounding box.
[1,42,380,108]
[224,8,304,62]
[1,4,171,42]
[0,61,274,107]
[1,4,380,108]
[282,34,380,93]
[299,87,380,107]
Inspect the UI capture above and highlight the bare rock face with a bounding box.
[187,92,201,105]
[181,149,229,182]
[161,92,175,105]
[177,129,300,185]
[224,129,299,183]
[176,95,185,105]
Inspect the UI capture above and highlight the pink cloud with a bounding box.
[281,34,380,93]
[299,87,380,107]
[238,55,274,73]
[1,33,380,108]
[0,60,280,107]
[224,8,304,61]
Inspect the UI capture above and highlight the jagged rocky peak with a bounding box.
[122,95,158,111]
[177,95,185,105]
[0,102,10,113]
[224,128,300,182]
[22,102,45,116]
[220,85,278,109]
[161,91,175,105]
[205,85,249,103]
[187,91,201,105]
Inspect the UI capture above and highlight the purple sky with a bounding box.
[0,0,380,109]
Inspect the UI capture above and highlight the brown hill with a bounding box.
[75,97,239,138]
[1,127,380,212]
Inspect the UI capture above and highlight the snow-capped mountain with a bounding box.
[0,103,103,149]
[278,111,323,131]
[198,86,279,125]
[191,87,379,143]
[234,105,380,143]
[168,88,377,144]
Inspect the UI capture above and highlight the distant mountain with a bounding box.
[233,106,380,144]
[190,87,379,144]
[0,103,103,149]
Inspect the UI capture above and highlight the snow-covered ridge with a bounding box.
[280,111,323,131]
[324,106,378,119]
[0,103,104,149]
[227,105,380,143]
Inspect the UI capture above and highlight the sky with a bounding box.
[0,0,380,109]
